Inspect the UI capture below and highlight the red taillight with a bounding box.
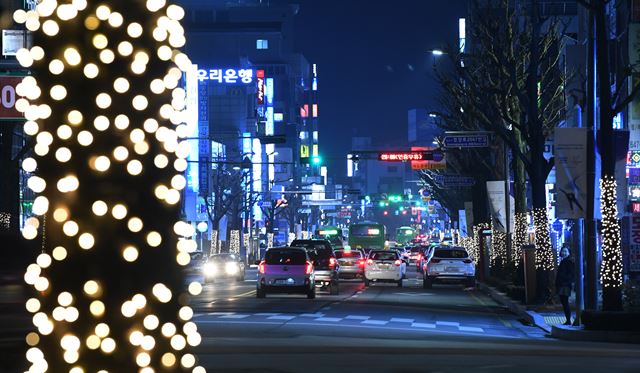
[329,257,337,268]
[305,261,313,275]
[358,259,365,267]
[463,259,472,264]
[394,259,401,266]
[431,259,441,263]
[258,261,266,274]
[417,254,422,261]
[367,259,374,266]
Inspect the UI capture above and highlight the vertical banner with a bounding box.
[555,128,587,219]
[464,201,474,232]
[459,209,468,237]
[595,130,630,218]
[630,213,640,272]
[486,181,515,232]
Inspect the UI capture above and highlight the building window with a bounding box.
[387,166,398,173]
[256,39,269,50]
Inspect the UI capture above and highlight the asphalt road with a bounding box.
[190,266,640,373]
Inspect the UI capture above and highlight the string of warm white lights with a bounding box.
[513,212,528,265]
[600,176,623,288]
[533,207,554,271]
[229,230,240,254]
[267,233,274,249]
[469,223,489,264]
[490,220,506,269]
[287,232,296,246]
[16,0,204,371]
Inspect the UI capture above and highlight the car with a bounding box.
[203,253,246,283]
[364,249,406,287]
[423,246,475,288]
[290,239,340,295]
[416,245,436,274]
[408,246,423,265]
[256,247,315,299]
[334,248,365,279]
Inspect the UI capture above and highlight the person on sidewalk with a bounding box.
[556,246,575,325]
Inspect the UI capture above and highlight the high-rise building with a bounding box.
[179,0,321,249]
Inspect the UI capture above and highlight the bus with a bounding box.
[315,226,345,249]
[396,226,416,245]
[348,222,386,250]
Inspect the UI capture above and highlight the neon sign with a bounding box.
[197,68,254,84]
[378,151,426,161]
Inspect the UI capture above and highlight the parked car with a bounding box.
[334,248,365,279]
[290,239,340,295]
[203,253,245,283]
[256,247,315,299]
[364,249,406,287]
[423,246,475,288]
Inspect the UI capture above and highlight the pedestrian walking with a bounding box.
[555,246,575,325]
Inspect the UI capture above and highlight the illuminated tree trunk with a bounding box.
[16,0,204,370]
[594,0,623,310]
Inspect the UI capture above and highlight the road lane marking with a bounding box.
[219,314,250,319]
[267,315,297,321]
[315,317,342,322]
[344,315,370,320]
[390,318,415,323]
[236,290,257,298]
[411,322,436,329]
[458,326,484,333]
[208,312,235,316]
[361,320,388,325]
[255,313,281,316]
[299,313,325,318]
[436,321,460,327]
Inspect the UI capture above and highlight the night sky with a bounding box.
[283,0,468,181]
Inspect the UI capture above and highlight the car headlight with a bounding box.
[204,263,216,276]
[225,262,239,275]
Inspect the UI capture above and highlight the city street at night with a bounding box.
[187,267,640,372]
[3,0,640,371]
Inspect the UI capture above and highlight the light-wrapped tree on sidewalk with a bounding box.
[15,0,204,370]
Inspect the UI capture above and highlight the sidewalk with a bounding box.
[478,281,640,343]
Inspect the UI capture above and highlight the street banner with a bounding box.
[459,209,468,237]
[629,213,640,272]
[486,181,515,233]
[594,130,630,219]
[555,128,587,219]
[464,201,474,232]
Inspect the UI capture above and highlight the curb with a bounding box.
[551,325,640,344]
[477,282,551,333]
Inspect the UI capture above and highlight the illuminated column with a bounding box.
[15,1,203,371]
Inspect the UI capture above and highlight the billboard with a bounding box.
[0,75,25,120]
[554,128,587,219]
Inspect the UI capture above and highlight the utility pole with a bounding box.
[584,2,598,311]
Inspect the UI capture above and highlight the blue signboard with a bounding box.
[443,134,489,148]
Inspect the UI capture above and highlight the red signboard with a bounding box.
[632,202,640,214]
[378,151,425,161]
[256,70,265,105]
[0,76,24,120]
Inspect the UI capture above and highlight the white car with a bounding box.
[364,249,406,287]
[423,246,475,288]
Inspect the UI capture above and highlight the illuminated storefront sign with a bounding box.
[379,151,427,161]
[185,64,199,192]
[266,78,274,105]
[197,68,254,84]
[274,113,284,122]
[0,75,24,119]
[266,107,274,136]
[256,70,265,105]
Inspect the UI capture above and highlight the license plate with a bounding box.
[274,278,295,285]
[445,267,459,272]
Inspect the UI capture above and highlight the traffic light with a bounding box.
[311,156,322,165]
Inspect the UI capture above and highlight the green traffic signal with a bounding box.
[311,156,322,165]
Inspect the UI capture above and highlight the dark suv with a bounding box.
[290,239,340,295]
